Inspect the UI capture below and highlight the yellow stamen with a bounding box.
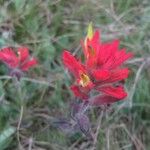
[79,73,91,87]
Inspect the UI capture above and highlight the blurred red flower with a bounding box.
[62,23,133,105]
[0,47,37,78]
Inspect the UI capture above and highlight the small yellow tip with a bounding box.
[87,22,94,40]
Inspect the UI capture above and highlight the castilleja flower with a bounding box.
[0,47,37,79]
[62,23,133,105]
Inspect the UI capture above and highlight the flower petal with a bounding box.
[0,47,18,68]
[18,47,29,63]
[97,40,119,66]
[108,49,133,69]
[21,58,37,71]
[98,86,127,99]
[92,69,110,81]
[70,85,88,99]
[101,68,129,83]
[62,50,85,78]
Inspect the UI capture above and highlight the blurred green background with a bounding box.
[0,0,150,149]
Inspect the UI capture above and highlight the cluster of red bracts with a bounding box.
[0,25,133,138]
[0,25,133,106]
[62,28,133,106]
[0,47,37,79]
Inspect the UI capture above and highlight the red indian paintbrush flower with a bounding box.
[62,23,133,105]
[63,24,132,104]
[0,47,37,79]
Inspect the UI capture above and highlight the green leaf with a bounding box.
[0,127,16,150]
[0,38,5,47]
[14,0,26,13]
[42,42,56,59]
[0,81,4,97]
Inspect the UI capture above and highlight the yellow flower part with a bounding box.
[84,22,94,50]
[79,73,91,87]
[87,22,94,40]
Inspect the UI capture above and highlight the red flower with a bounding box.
[0,47,37,78]
[62,24,133,105]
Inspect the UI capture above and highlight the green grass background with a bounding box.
[0,0,150,149]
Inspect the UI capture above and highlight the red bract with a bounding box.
[62,25,133,105]
[0,47,37,78]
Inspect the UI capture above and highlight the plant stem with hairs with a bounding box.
[14,78,24,149]
[92,110,104,150]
